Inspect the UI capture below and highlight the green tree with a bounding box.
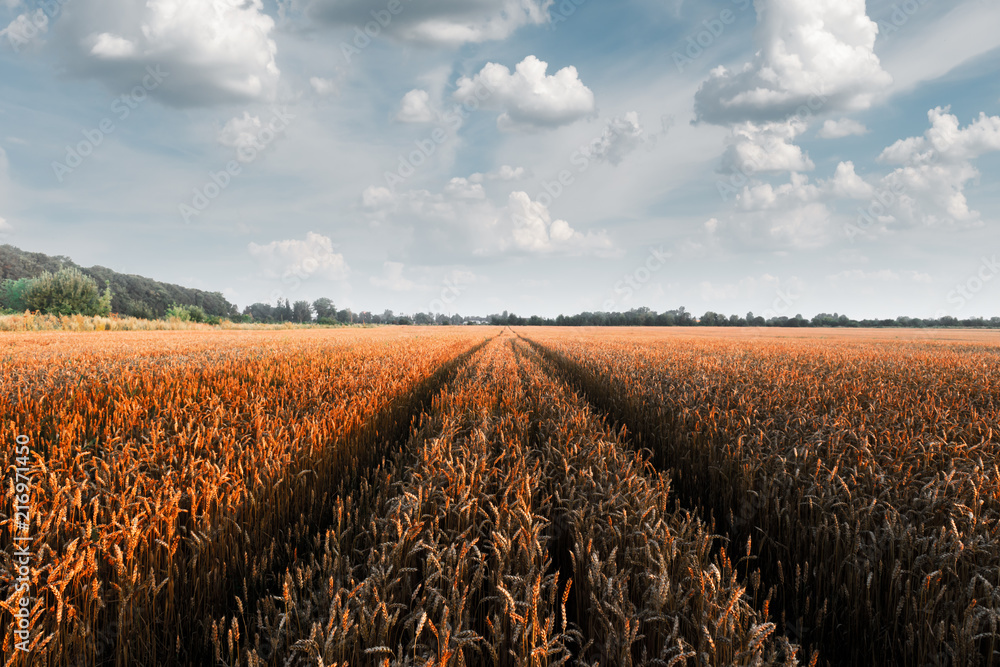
[0,277,33,312]
[22,268,112,316]
[312,298,336,321]
[292,300,313,323]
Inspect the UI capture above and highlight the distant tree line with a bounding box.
[232,303,1000,329]
[475,307,1000,329]
[3,245,997,328]
[1,245,236,319]
[236,301,428,326]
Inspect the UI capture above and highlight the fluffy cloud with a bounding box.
[308,0,553,46]
[585,112,652,166]
[454,56,595,132]
[396,89,436,123]
[721,119,814,174]
[877,107,1000,227]
[694,0,891,125]
[505,191,613,254]
[830,161,874,199]
[361,177,616,258]
[218,113,263,155]
[442,177,486,200]
[709,161,883,249]
[880,108,1000,164]
[52,0,279,106]
[735,173,821,211]
[711,108,1000,250]
[248,232,350,281]
[818,118,869,139]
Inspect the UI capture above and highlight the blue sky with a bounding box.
[1,0,998,319]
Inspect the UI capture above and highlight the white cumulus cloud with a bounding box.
[585,112,651,166]
[505,191,613,254]
[360,177,616,258]
[396,89,436,123]
[877,107,1000,228]
[454,55,595,132]
[818,118,869,139]
[53,0,280,107]
[248,232,350,281]
[830,161,874,199]
[721,119,814,174]
[218,112,262,153]
[694,0,891,125]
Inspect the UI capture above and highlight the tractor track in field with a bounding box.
[221,331,800,667]
[517,331,1000,667]
[516,332,844,666]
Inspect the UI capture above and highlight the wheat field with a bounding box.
[2,326,998,665]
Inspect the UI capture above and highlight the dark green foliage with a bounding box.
[292,300,313,323]
[0,245,236,319]
[165,303,208,322]
[17,267,112,316]
[0,277,33,312]
[312,297,336,321]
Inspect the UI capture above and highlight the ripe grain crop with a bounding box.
[217,333,802,666]
[1,328,487,666]
[522,327,1000,665]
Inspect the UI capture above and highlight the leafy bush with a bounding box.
[165,303,213,324]
[165,303,191,321]
[186,305,207,323]
[20,268,112,316]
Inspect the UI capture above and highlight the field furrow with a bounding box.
[1,329,488,666]
[228,332,801,666]
[521,328,1000,666]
